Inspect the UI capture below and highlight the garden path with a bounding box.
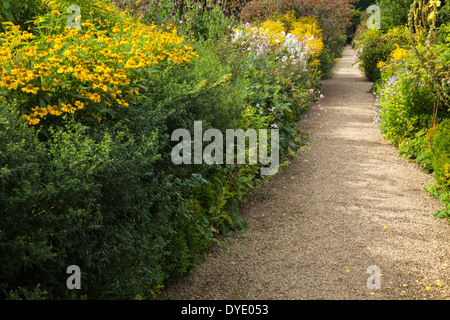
[159,45,450,300]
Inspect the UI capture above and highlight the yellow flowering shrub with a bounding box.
[260,20,286,44]
[233,12,324,61]
[264,13,324,57]
[0,0,197,126]
[354,26,410,82]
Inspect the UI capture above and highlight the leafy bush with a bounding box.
[354,26,410,82]
[427,119,450,220]
[0,0,48,31]
[0,97,218,299]
[143,1,239,41]
[429,119,450,188]
[376,0,414,31]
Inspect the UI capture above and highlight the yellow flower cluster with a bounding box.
[258,16,324,57]
[260,20,286,44]
[427,0,441,21]
[391,45,409,62]
[377,44,410,70]
[429,0,441,7]
[0,0,198,126]
[265,13,324,58]
[235,12,324,60]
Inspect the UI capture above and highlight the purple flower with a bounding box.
[373,108,381,124]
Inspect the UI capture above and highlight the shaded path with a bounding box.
[159,45,449,300]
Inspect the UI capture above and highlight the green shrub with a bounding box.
[354,26,410,82]
[0,0,48,31]
[0,94,218,299]
[429,119,450,188]
[375,0,414,31]
[318,48,335,79]
[427,119,450,221]
[376,64,439,145]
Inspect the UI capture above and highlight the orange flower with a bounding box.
[47,105,62,116]
[61,103,76,113]
[74,101,84,109]
[22,113,40,125]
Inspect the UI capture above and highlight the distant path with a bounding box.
[159,45,450,300]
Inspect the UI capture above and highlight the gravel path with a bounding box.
[159,45,450,300]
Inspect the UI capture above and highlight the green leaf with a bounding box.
[2,0,10,9]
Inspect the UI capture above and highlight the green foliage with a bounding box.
[6,284,49,300]
[425,183,450,220]
[318,48,336,79]
[0,0,48,31]
[354,26,410,82]
[145,1,236,41]
[346,8,365,43]
[429,119,450,188]
[438,1,450,25]
[375,0,414,31]
[354,0,376,10]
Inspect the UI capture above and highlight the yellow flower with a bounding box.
[428,12,436,21]
[0,75,13,88]
[311,59,321,67]
[47,105,62,116]
[116,98,129,107]
[22,113,40,125]
[61,103,76,113]
[429,0,441,7]
[377,60,387,69]
[32,106,48,117]
[8,79,23,90]
[74,101,85,109]
[88,92,101,103]
[21,84,39,94]
[93,83,108,92]
[57,65,74,73]
[444,164,450,179]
